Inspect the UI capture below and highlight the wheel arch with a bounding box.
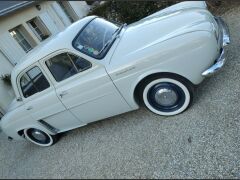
[17,122,57,138]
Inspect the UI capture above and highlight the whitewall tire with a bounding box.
[141,76,193,116]
[24,128,58,147]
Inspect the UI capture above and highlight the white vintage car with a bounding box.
[0,1,230,146]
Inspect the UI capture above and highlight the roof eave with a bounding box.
[0,1,37,17]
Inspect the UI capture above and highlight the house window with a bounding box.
[57,1,78,23]
[27,17,51,41]
[9,26,33,53]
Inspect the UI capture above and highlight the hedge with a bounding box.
[88,1,180,24]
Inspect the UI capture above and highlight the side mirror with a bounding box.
[16,97,22,102]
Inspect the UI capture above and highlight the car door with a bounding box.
[43,51,131,124]
[18,62,81,132]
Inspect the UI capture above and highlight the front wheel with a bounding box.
[141,76,193,116]
[24,128,59,147]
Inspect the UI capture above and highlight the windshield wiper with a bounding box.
[114,23,127,36]
[98,23,127,55]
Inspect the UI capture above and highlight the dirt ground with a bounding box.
[0,2,240,179]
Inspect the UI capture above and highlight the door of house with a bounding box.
[51,2,72,27]
[39,12,60,35]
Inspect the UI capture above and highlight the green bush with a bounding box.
[88,1,180,24]
[0,74,11,86]
[88,1,225,24]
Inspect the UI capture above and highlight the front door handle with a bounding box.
[26,106,33,110]
[59,91,68,98]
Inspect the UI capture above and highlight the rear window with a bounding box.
[20,66,50,98]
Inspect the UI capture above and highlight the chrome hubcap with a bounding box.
[31,130,47,142]
[27,128,51,144]
[154,88,178,106]
[147,81,186,112]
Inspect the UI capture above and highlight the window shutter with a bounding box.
[39,12,60,35]
[0,32,25,65]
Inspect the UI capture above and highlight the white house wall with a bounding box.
[0,50,13,74]
[0,80,15,112]
[0,50,15,112]
[0,32,26,65]
[0,1,90,114]
[0,1,90,64]
[0,1,62,64]
[69,1,90,18]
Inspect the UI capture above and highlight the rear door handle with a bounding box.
[59,91,68,98]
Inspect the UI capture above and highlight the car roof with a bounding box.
[11,16,96,81]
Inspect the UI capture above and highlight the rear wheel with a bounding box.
[140,75,194,116]
[24,128,59,147]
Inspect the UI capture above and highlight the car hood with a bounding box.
[110,3,215,66]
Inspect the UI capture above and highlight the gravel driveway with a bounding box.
[1,4,240,179]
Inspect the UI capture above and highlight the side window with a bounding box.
[46,53,91,82]
[68,54,92,72]
[20,66,50,98]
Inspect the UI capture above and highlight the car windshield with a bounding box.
[73,18,121,59]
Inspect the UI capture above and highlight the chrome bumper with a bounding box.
[202,17,230,77]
